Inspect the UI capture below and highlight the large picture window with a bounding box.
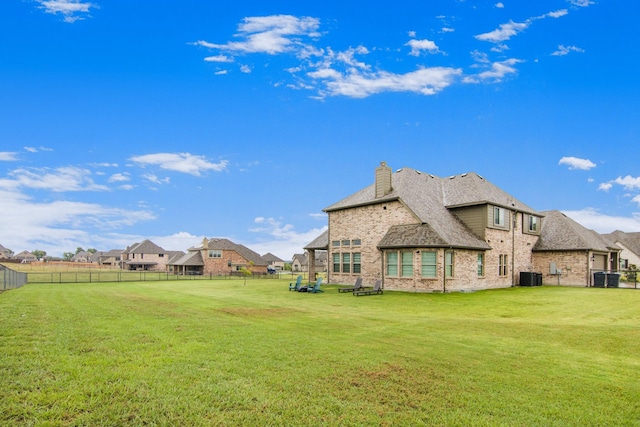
[421,251,437,278]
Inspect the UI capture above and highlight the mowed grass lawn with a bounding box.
[1,280,639,426]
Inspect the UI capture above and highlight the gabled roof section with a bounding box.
[262,252,284,263]
[534,210,615,252]
[442,172,538,214]
[304,229,328,250]
[170,250,204,266]
[325,168,523,249]
[126,239,166,254]
[602,230,640,256]
[202,238,267,266]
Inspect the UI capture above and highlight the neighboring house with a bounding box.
[262,252,285,271]
[169,238,268,275]
[291,251,327,274]
[0,244,13,259]
[532,210,620,286]
[92,249,124,267]
[291,254,307,272]
[121,240,170,271]
[601,230,640,269]
[71,251,92,262]
[14,250,37,263]
[321,162,545,292]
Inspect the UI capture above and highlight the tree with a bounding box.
[32,250,46,260]
[75,247,85,254]
[87,248,97,254]
[63,252,74,261]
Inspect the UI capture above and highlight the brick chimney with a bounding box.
[375,161,392,198]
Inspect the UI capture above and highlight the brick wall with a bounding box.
[532,250,590,286]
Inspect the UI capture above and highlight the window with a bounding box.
[352,239,361,246]
[445,251,454,278]
[342,240,351,246]
[499,254,508,276]
[387,251,398,276]
[477,253,484,277]
[332,241,340,247]
[526,215,540,233]
[421,251,437,278]
[342,253,351,273]
[494,206,506,227]
[159,253,164,258]
[333,253,340,273]
[401,251,413,277]
[353,253,361,274]
[208,250,222,258]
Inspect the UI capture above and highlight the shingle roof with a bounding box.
[323,168,533,249]
[126,240,166,254]
[533,210,615,252]
[170,250,204,266]
[602,230,640,257]
[202,238,267,266]
[304,230,328,250]
[262,252,284,262]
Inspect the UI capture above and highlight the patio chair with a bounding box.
[338,277,367,293]
[306,276,325,293]
[289,275,303,291]
[354,279,383,296]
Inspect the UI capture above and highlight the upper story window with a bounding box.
[342,240,351,246]
[208,250,222,258]
[351,239,361,246]
[524,214,541,235]
[494,207,506,227]
[332,241,340,247]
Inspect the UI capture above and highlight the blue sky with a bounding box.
[1,0,639,260]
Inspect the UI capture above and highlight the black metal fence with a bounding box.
[592,269,638,288]
[1,265,28,291]
[25,270,278,284]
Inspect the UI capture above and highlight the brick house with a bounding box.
[169,237,268,275]
[533,210,620,286]
[322,162,545,292]
[121,240,169,271]
[315,162,623,291]
[601,230,640,270]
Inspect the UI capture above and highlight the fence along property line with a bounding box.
[1,265,28,291]
[25,270,278,284]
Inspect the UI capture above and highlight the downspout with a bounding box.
[511,210,516,287]
[586,250,591,287]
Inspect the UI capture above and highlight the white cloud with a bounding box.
[0,166,108,192]
[108,173,130,183]
[142,174,170,185]
[0,152,19,161]
[464,58,522,83]
[406,39,440,56]
[495,3,505,8]
[570,0,594,7]
[475,20,529,43]
[129,153,229,176]
[558,156,596,170]
[546,10,569,18]
[194,15,321,56]
[613,175,640,191]
[309,66,462,98]
[204,55,233,63]
[248,216,328,260]
[214,70,229,75]
[598,182,613,191]
[552,44,585,56]
[562,209,640,234]
[0,188,155,256]
[36,0,96,23]
[240,64,252,73]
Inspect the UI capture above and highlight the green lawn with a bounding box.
[1,280,639,426]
